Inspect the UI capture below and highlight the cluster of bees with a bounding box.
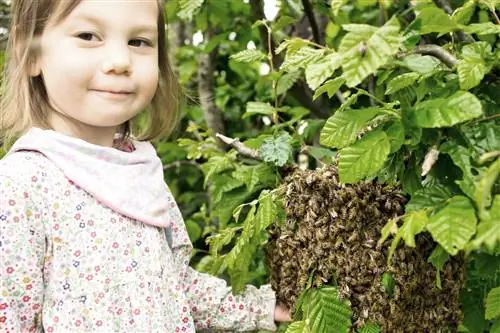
[265,166,465,332]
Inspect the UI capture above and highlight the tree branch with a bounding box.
[414,44,458,68]
[301,0,323,45]
[215,133,262,161]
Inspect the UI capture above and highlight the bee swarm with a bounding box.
[266,166,465,332]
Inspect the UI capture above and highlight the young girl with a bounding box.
[0,1,290,332]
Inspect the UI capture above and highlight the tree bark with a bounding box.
[197,25,226,141]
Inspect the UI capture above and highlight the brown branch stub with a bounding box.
[414,44,458,68]
[215,133,262,161]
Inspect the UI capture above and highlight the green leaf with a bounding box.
[428,245,450,289]
[230,49,267,63]
[412,91,483,128]
[468,196,500,253]
[406,184,453,212]
[243,102,276,118]
[338,130,391,183]
[385,72,420,95]
[210,174,245,204]
[255,191,278,232]
[475,158,500,218]
[201,155,236,186]
[453,1,476,25]
[305,53,343,90]
[304,287,352,333]
[402,54,441,75]
[258,132,293,167]
[379,218,399,245]
[185,219,203,243]
[415,7,458,34]
[281,46,325,72]
[440,141,479,199]
[178,0,205,20]
[313,77,346,100]
[285,320,311,333]
[340,17,401,87]
[492,319,500,333]
[206,226,239,256]
[320,108,380,149]
[479,0,500,11]
[458,42,492,90]
[387,210,428,262]
[399,210,428,247]
[277,70,302,95]
[358,322,381,333]
[381,272,395,296]
[275,38,308,55]
[426,196,477,255]
[486,287,500,320]
[385,120,405,153]
[463,22,500,35]
[232,163,276,194]
[331,0,349,16]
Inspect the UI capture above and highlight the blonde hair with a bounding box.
[0,0,181,147]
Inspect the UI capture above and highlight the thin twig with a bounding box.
[471,113,500,124]
[414,44,458,68]
[163,160,202,171]
[301,0,323,45]
[215,133,262,161]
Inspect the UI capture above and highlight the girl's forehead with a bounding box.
[50,0,159,27]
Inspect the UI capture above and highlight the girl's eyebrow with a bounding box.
[72,14,158,35]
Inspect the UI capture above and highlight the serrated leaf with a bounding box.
[385,120,405,153]
[178,0,205,20]
[243,102,276,118]
[338,130,391,183]
[230,49,267,63]
[458,42,492,90]
[211,174,245,204]
[402,54,441,75]
[412,91,483,128]
[232,163,276,194]
[281,46,325,72]
[468,196,500,253]
[305,287,352,333]
[440,141,479,199]
[313,77,346,100]
[426,196,477,255]
[428,245,450,289]
[206,226,238,256]
[273,15,297,31]
[258,132,293,167]
[385,72,420,95]
[331,0,349,16]
[285,320,311,333]
[486,287,500,320]
[415,7,458,34]
[399,210,428,247]
[387,210,428,262]
[320,108,381,149]
[358,322,381,333]
[475,158,500,218]
[340,17,401,87]
[201,156,236,186]
[453,1,476,25]
[305,53,343,90]
[275,38,308,55]
[212,187,251,228]
[463,22,500,35]
[277,70,302,95]
[255,191,278,232]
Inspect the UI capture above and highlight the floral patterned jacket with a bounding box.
[0,128,276,332]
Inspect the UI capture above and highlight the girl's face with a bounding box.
[34,0,159,146]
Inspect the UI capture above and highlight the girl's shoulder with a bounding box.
[0,150,62,188]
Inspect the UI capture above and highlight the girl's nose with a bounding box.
[101,45,132,75]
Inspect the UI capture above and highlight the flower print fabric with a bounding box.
[0,128,276,332]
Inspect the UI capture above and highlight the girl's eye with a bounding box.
[76,32,98,41]
[128,39,152,48]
